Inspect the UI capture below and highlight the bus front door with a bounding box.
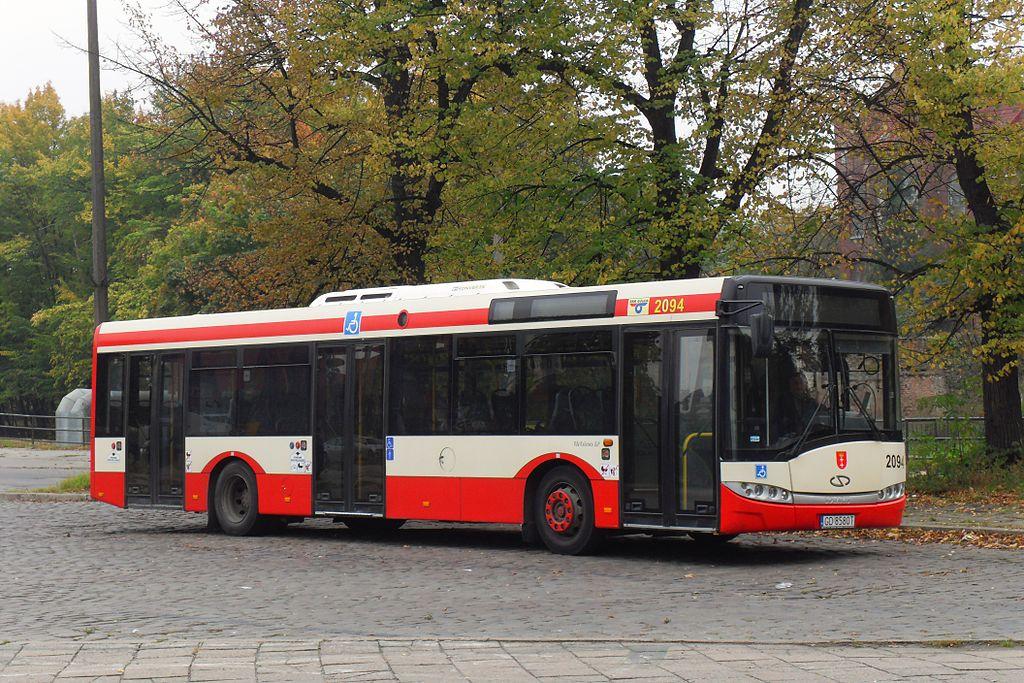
[314,343,385,515]
[124,353,185,506]
[621,327,717,529]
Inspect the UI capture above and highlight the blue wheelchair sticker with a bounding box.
[755,464,768,479]
[386,436,394,448]
[343,310,362,335]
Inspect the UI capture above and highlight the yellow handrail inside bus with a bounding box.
[680,431,713,510]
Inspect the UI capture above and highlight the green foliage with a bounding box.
[909,438,1024,496]
[30,288,93,394]
[0,86,193,410]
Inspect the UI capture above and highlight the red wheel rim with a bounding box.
[544,485,582,535]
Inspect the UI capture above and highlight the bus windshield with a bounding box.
[724,327,900,461]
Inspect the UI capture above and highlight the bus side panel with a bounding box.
[386,475,619,528]
[459,478,524,524]
[256,473,313,516]
[185,469,314,518]
[384,437,621,527]
[89,333,97,498]
[590,479,620,529]
[184,472,210,512]
[93,438,126,508]
[183,437,313,517]
[386,476,462,521]
[91,472,126,508]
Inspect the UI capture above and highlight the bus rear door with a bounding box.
[124,352,185,506]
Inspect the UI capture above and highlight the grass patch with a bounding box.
[33,472,90,493]
[0,438,87,451]
[908,437,1024,498]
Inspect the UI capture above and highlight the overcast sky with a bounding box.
[0,1,211,116]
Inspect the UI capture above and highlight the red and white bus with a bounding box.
[90,275,906,554]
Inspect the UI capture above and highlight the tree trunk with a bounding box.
[979,309,1024,463]
[951,110,1023,463]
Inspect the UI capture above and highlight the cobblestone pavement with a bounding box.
[0,449,87,492]
[2,639,1024,682]
[1,502,1023,645]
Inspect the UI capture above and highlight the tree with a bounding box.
[0,86,193,408]
[511,0,864,279]
[126,0,552,286]
[830,0,1024,460]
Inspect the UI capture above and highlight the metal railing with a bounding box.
[902,416,984,442]
[0,412,90,446]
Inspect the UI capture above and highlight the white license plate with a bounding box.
[820,514,855,529]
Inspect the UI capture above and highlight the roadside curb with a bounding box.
[0,492,89,503]
[0,636,1020,648]
[902,523,1024,535]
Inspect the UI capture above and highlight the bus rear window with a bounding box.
[95,353,125,437]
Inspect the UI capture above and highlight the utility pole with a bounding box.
[87,0,108,325]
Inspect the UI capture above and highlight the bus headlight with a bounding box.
[730,482,792,503]
[878,483,905,501]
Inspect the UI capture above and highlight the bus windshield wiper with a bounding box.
[846,385,883,440]
[785,389,830,459]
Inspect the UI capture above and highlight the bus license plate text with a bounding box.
[820,514,855,529]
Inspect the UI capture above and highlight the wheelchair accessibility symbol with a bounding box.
[344,310,362,335]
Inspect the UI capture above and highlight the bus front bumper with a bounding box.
[718,484,906,535]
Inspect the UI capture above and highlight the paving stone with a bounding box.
[122,664,193,679]
[320,654,388,666]
[322,662,391,675]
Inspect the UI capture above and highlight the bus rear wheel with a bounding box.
[214,461,262,536]
[535,467,602,555]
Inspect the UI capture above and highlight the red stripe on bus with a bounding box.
[93,291,723,349]
[94,308,491,348]
[615,292,720,317]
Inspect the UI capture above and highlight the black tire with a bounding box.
[521,520,542,547]
[342,518,406,534]
[688,532,738,546]
[213,461,262,536]
[535,467,603,555]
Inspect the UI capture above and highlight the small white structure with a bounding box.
[55,388,91,445]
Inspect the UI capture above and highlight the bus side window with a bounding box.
[188,349,238,437]
[95,354,125,437]
[522,331,615,435]
[237,346,311,436]
[453,334,517,435]
[389,336,451,435]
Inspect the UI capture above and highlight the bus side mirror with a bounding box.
[750,312,775,358]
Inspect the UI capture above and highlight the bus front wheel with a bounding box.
[213,461,262,536]
[535,467,603,555]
